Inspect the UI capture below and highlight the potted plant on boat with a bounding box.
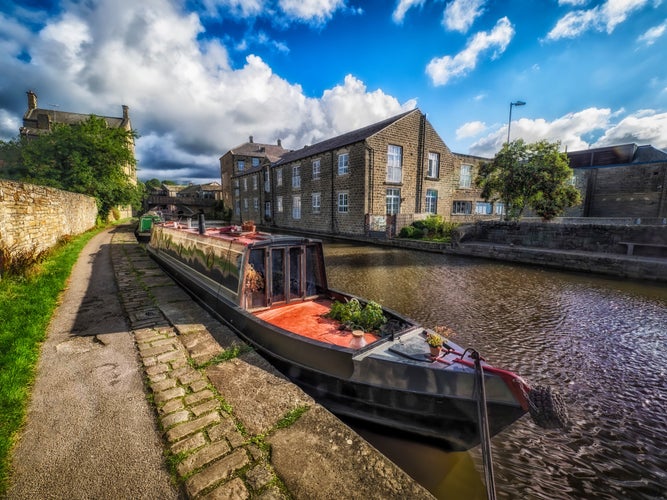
[425,331,444,357]
[243,263,264,308]
[241,220,256,232]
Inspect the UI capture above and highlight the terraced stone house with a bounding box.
[221,109,499,237]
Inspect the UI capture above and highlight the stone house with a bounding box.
[219,136,288,222]
[221,109,501,237]
[20,90,137,186]
[568,144,667,220]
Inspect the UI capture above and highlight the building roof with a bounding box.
[568,143,667,168]
[228,137,288,164]
[273,109,418,166]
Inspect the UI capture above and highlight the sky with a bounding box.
[1,0,666,184]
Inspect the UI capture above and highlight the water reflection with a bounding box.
[323,241,667,499]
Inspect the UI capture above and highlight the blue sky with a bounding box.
[1,0,666,183]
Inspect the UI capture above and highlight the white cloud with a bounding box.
[443,0,486,33]
[468,107,613,157]
[0,0,413,182]
[558,0,588,5]
[547,0,651,40]
[456,120,486,139]
[279,0,346,24]
[392,0,426,23]
[593,110,667,149]
[426,16,514,86]
[637,21,667,46]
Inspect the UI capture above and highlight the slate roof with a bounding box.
[273,109,418,167]
[568,143,667,168]
[228,141,288,164]
[21,108,129,136]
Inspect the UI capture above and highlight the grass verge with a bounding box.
[0,226,106,495]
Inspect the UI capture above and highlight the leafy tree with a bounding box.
[476,139,581,221]
[0,115,139,219]
[144,178,162,191]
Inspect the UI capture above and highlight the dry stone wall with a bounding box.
[0,180,98,255]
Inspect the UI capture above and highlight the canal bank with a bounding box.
[110,225,431,499]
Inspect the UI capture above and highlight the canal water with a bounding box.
[321,240,667,500]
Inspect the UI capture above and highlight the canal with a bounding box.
[322,240,667,500]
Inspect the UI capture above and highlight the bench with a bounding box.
[619,241,667,256]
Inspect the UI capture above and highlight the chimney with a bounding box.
[27,90,37,110]
[122,105,129,121]
[249,135,253,143]
[277,139,282,147]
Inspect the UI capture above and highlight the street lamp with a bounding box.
[507,100,526,144]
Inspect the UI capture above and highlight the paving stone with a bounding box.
[207,418,238,443]
[151,378,177,393]
[200,477,249,500]
[185,449,250,498]
[157,349,186,364]
[145,363,170,376]
[191,399,219,417]
[246,465,274,492]
[148,372,168,383]
[256,485,288,500]
[177,439,232,476]
[160,398,186,415]
[140,343,177,358]
[185,389,214,406]
[166,412,221,443]
[151,337,181,348]
[161,410,191,429]
[171,432,207,456]
[170,357,189,369]
[154,386,186,404]
[178,370,203,386]
[190,379,209,393]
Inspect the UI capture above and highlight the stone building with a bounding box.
[222,109,500,237]
[20,90,137,186]
[568,144,667,220]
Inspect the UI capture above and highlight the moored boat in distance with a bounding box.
[147,221,566,450]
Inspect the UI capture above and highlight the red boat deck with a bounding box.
[254,299,379,348]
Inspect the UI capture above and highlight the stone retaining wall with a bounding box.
[0,179,98,255]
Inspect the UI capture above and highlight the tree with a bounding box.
[0,115,140,219]
[476,139,581,221]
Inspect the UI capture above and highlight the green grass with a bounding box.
[0,226,105,495]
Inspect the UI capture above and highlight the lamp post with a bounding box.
[507,100,526,144]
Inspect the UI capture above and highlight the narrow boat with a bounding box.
[147,221,565,450]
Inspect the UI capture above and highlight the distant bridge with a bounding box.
[144,195,217,216]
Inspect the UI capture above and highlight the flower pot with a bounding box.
[429,346,441,357]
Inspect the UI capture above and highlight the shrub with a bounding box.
[326,298,387,333]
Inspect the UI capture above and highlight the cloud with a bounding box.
[468,107,613,157]
[443,0,486,33]
[546,0,651,40]
[637,21,667,46]
[278,0,346,24]
[392,0,426,23]
[0,0,413,183]
[456,120,486,139]
[426,16,514,86]
[593,110,667,149]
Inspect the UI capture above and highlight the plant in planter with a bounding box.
[425,331,444,357]
[326,298,387,333]
[244,263,264,293]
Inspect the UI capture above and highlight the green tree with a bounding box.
[476,139,581,221]
[1,115,139,219]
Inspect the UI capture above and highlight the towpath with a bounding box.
[7,224,431,499]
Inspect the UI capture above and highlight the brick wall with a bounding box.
[0,180,98,255]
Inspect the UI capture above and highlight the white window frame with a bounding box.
[292,195,301,220]
[237,160,245,171]
[452,201,472,215]
[425,189,438,214]
[494,202,505,215]
[427,152,440,178]
[337,191,349,213]
[386,188,400,215]
[475,201,492,215]
[265,201,271,217]
[276,168,283,187]
[243,177,248,191]
[338,153,349,175]
[252,157,260,167]
[312,159,321,180]
[276,196,283,213]
[252,175,258,190]
[292,165,301,189]
[264,169,270,192]
[460,164,472,188]
[312,192,321,214]
[243,198,248,210]
[253,197,259,210]
[386,145,403,183]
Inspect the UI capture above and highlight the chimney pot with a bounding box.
[277,139,282,147]
[122,105,129,121]
[249,135,253,143]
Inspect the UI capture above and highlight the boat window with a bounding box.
[271,248,285,303]
[289,247,302,300]
[305,244,326,296]
[245,249,267,309]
